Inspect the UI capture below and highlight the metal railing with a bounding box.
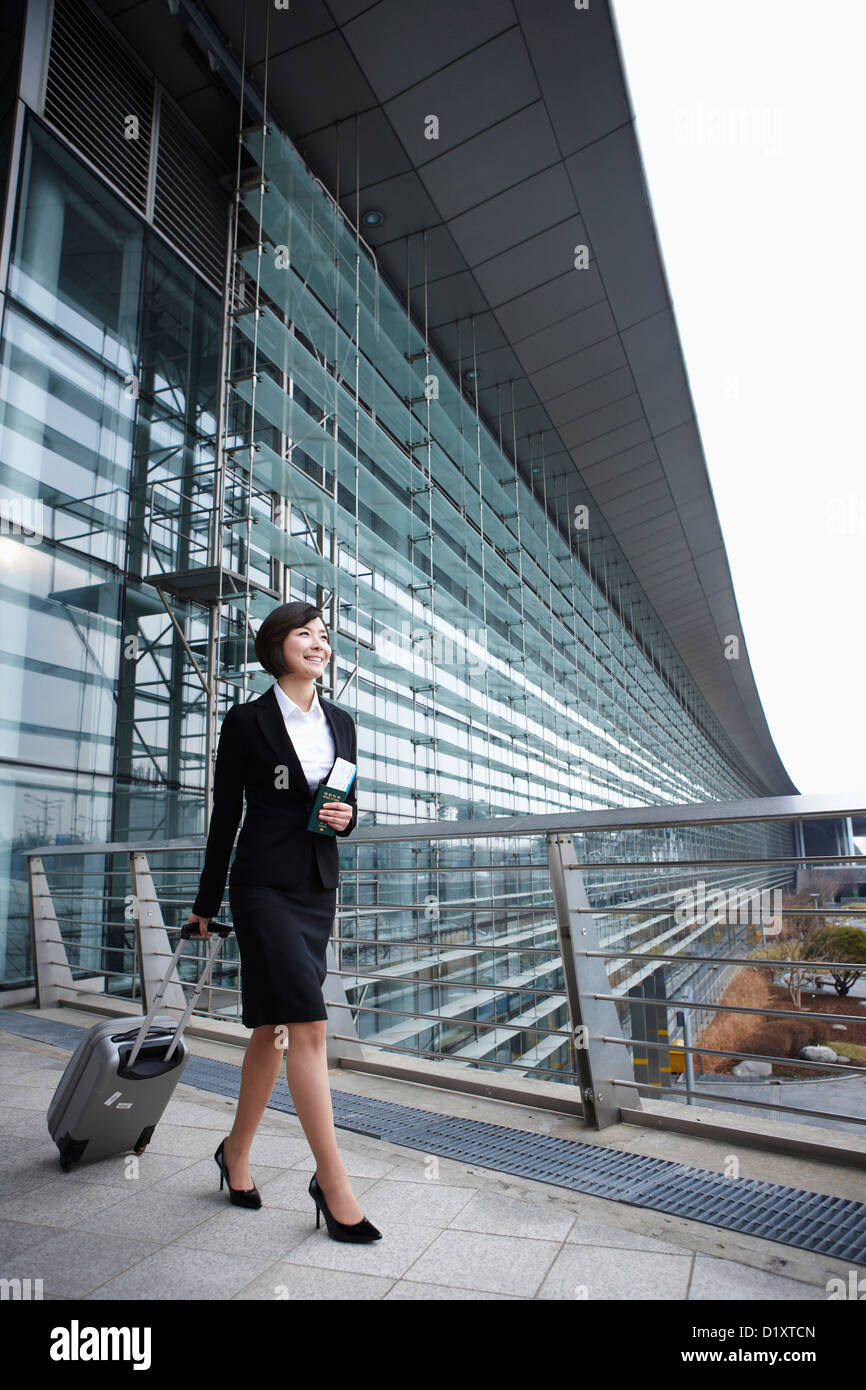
[23,793,866,1145]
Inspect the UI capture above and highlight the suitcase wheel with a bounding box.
[133,1124,156,1157]
[56,1134,87,1172]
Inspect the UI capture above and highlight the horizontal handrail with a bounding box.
[331,935,559,953]
[570,904,866,917]
[21,791,866,857]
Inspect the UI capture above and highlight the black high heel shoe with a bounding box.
[214,1138,262,1209]
[309,1173,381,1242]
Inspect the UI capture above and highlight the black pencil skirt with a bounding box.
[228,879,336,1027]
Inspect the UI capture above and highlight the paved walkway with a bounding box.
[0,1023,862,1301]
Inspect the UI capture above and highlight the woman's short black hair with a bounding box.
[254,601,328,678]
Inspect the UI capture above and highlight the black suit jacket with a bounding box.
[191,683,358,920]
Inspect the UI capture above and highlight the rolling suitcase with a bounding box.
[47,919,232,1171]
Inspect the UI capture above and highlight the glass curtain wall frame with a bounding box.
[0,113,234,996]
[0,114,143,989]
[117,233,223,849]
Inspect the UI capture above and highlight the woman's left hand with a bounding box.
[316,800,352,832]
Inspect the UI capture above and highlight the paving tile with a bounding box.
[0,1055,62,1079]
[224,1133,313,1169]
[81,1243,275,1300]
[6,1062,64,1082]
[252,1167,378,1214]
[0,1151,63,1202]
[447,1188,575,1241]
[0,1218,64,1259]
[566,1213,693,1255]
[403,1229,562,1297]
[232,1261,394,1300]
[371,1151,459,1183]
[57,1150,194,1190]
[168,1203,311,1260]
[158,1099,240,1130]
[18,1147,57,1184]
[144,1123,233,1159]
[535,1244,693,1300]
[0,1177,130,1231]
[0,1133,52,1164]
[0,1107,49,1138]
[70,1188,218,1243]
[257,1118,304,1135]
[0,1083,52,1111]
[385,1280,520,1300]
[5,1229,163,1299]
[287,1147,397,1181]
[688,1255,825,1301]
[282,1220,442,1280]
[352,1177,477,1228]
[146,1155,285,1197]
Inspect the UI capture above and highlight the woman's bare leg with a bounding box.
[222,1024,283,1189]
[283,1019,363,1224]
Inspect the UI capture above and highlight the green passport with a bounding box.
[307,758,357,836]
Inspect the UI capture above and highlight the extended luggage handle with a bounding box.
[127,919,233,1068]
[180,920,233,940]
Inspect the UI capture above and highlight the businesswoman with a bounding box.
[186,600,381,1243]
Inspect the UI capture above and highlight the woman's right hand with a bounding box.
[186,913,213,938]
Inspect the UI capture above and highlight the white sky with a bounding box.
[610,0,865,803]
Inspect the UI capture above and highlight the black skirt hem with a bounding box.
[240,1010,329,1029]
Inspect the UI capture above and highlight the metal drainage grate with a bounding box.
[3,1007,865,1264]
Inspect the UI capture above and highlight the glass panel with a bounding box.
[0,308,136,567]
[9,120,142,375]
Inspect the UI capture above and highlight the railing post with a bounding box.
[130,852,186,1011]
[28,856,75,1006]
[546,831,641,1128]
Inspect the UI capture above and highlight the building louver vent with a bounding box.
[45,0,153,213]
[153,97,227,293]
[44,0,227,294]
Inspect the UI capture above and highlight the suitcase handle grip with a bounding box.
[181,918,232,939]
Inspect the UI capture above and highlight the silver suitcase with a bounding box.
[47,920,232,1171]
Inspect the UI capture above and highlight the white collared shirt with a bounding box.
[273,682,336,793]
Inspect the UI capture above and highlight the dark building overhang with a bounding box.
[91,0,798,797]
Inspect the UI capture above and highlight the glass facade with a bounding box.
[228,121,761,817]
[219,121,791,1075]
[0,114,221,985]
[0,12,791,1088]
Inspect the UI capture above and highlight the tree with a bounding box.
[783,873,863,951]
[804,925,866,997]
[749,939,812,1010]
